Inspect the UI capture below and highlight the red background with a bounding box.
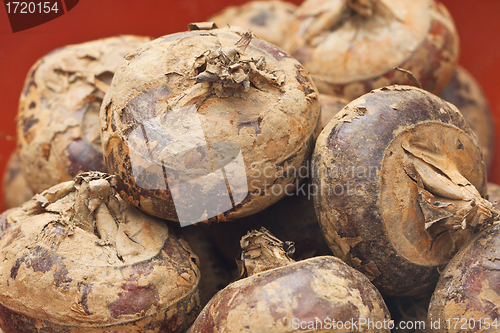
[0,0,499,211]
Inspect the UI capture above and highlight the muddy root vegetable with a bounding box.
[284,0,459,101]
[439,66,495,171]
[0,171,200,333]
[100,25,321,224]
[187,228,391,332]
[428,222,500,333]
[16,35,151,194]
[313,85,497,296]
[208,0,297,49]
[2,150,34,209]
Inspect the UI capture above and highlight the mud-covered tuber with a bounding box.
[428,222,500,333]
[187,228,391,332]
[16,35,151,194]
[0,172,200,332]
[313,85,497,296]
[208,0,297,49]
[100,25,320,225]
[284,0,459,101]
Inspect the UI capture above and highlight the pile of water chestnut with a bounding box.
[1,0,498,332]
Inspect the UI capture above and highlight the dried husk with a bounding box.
[2,150,34,210]
[187,228,391,332]
[313,85,497,296]
[439,66,495,171]
[100,26,321,224]
[0,172,200,332]
[17,35,151,194]
[208,0,297,49]
[284,0,459,101]
[428,222,500,333]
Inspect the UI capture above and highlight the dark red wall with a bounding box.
[0,0,498,211]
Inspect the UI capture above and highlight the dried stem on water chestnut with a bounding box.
[208,178,331,267]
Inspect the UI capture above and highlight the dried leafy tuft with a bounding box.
[191,31,285,95]
[236,227,295,279]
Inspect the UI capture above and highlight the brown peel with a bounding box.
[17,36,151,194]
[0,171,200,332]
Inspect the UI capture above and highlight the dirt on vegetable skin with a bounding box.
[313,85,496,296]
[428,222,500,333]
[0,172,200,333]
[187,228,391,332]
[100,25,321,224]
[16,36,151,195]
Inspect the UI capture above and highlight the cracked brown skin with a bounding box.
[187,256,391,333]
[284,0,459,101]
[16,36,151,194]
[100,26,321,223]
[313,85,494,296]
[0,172,200,333]
[439,66,495,172]
[428,222,500,333]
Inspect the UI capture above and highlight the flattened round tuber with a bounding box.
[428,222,500,333]
[100,26,320,224]
[284,0,459,101]
[0,172,200,333]
[187,228,391,332]
[16,35,151,194]
[313,85,497,296]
